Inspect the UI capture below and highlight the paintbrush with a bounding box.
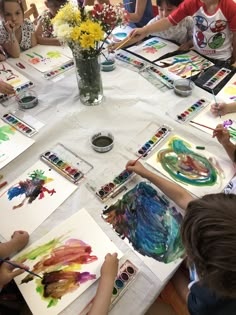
[0,258,43,279]
[115,36,131,51]
[190,120,215,131]
[212,89,221,118]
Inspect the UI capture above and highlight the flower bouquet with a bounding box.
[52,2,128,105]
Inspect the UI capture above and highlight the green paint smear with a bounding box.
[46,51,61,58]
[36,279,58,308]
[17,236,64,262]
[158,137,217,186]
[0,125,15,142]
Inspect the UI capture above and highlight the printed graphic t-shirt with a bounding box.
[168,0,236,60]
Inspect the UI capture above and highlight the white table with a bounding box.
[1,55,231,315]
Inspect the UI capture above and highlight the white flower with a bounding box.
[53,23,73,40]
[84,5,94,13]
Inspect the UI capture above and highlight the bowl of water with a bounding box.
[17,90,38,109]
[90,131,114,153]
[174,79,194,97]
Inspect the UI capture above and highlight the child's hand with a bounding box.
[129,27,148,41]
[101,253,118,281]
[178,40,193,51]
[0,261,28,288]
[108,42,118,52]
[10,230,29,252]
[213,124,230,145]
[4,21,16,34]
[0,81,14,95]
[126,160,147,177]
[0,53,6,61]
[211,102,232,116]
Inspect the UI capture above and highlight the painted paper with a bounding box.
[13,209,122,315]
[217,73,236,103]
[19,45,72,73]
[190,104,236,143]
[146,135,235,197]
[155,51,213,78]
[127,37,179,62]
[102,181,184,281]
[0,120,34,170]
[0,61,32,94]
[0,160,77,239]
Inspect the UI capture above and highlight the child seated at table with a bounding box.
[123,0,154,29]
[0,230,30,314]
[211,101,236,117]
[125,160,236,315]
[88,253,118,315]
[0,0,37,58]
[129,0,236,66]
[110,0,193,51]
[35,0,67,46]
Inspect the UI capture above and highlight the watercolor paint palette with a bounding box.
[127,122,172,159]
[140,65,174,89]
[19,45,74,76]
[194,66,233,94]
[109,260,138,309]
[2,112,37,137]
[0,61,34,103]
[175,98,210,123]
[115,50,146,72]
[41,143,93,185]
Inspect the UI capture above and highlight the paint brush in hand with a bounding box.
[0,258,43,279]
[190,120,215,131]
[115,36,131,51]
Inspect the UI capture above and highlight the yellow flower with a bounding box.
[89,22,104,41]
[75,11,81,24]
[70,26,81,41]
[79,33,96,49]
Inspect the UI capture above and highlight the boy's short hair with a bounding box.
[156,0,183,7]
[182,193,236,298]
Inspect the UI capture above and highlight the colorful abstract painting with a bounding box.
[0,61,32,95]
[0,160,77,239]
[147,135,235,197]
[102,181,184,281]
[127,37,178,62]
[190,104,236,143]
[0,120,34,170]
[217,73,236,103]
[19,45,71,73]
[155,51,213,78]
[13,209,122,315]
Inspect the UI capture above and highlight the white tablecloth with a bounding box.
[1,56,232,315]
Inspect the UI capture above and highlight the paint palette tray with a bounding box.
[140,65,174,89]
[40,143,93,185]
[43,60,74,79]
[127,122,172,159]
[115,50,147,72]
[109,259,138,309]
[2,112,38,137]
[194,65,233,94]
[175,98,210,123]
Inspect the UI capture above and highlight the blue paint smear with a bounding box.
[103,182,184,263]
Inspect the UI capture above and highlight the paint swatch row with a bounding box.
[0,81,34,102]
[2,113,37,137]
[116,51,145,70]
[176,98,209,123]
[44,61,74,79]
[41,150,84,184]
[96,169,133,201]
[147,66,174,88]
[137,125,172,158]
[203,67,231,89]
[110,260,138,309]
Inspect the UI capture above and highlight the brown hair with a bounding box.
[0,0,24,15]
[182,193,236,298]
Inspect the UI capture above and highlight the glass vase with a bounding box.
[74,55,103,106]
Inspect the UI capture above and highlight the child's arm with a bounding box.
[213,124,236,163]
[127,0,148,24]
[211,102,236,117]
[126,161,193,210]
[130,18,172,41]
[35,20,60,46]
[0,81,14,95]
[0,261,29,289]
[88,253,118,315]
[108,33,145,51]
[0,231,29,258]
[3,21,21,58]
